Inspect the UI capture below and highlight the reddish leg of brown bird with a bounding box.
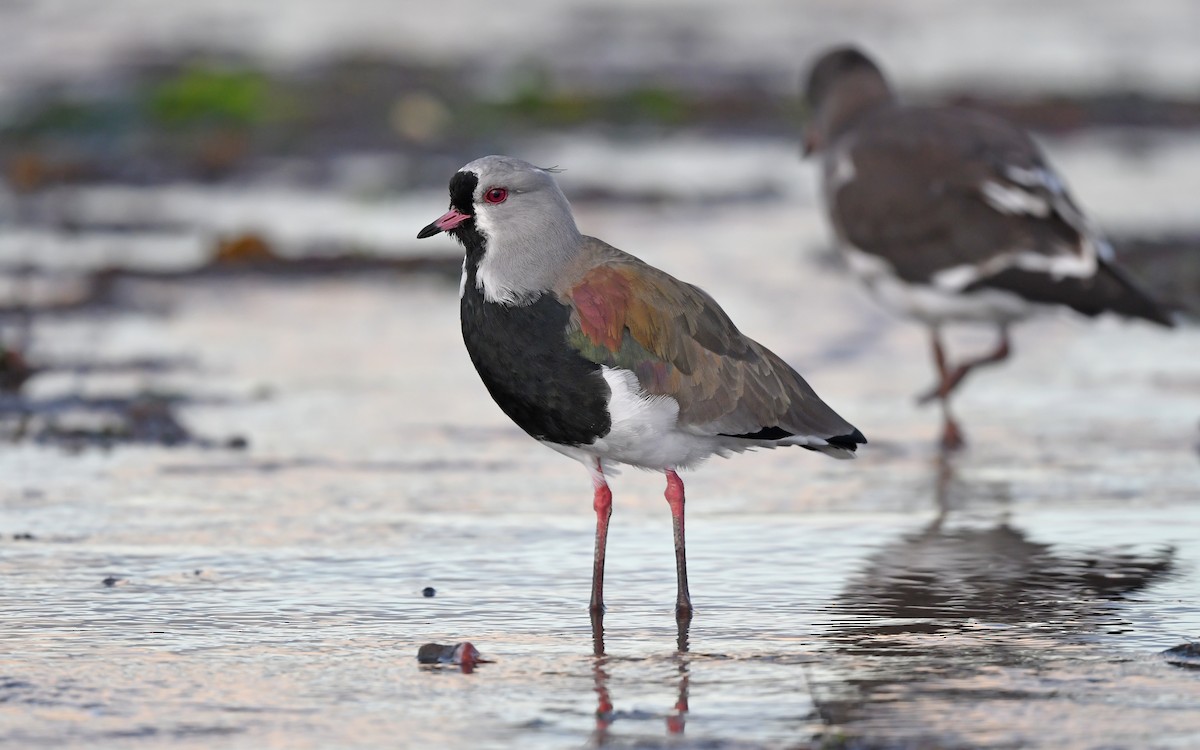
[589,462,613,614]
[919,327,1012,451]
[924,328,963,451]
[920,327,1012,404]
[665,470,693,619]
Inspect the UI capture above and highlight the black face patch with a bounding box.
[459,262,612,447]
[449,171,478,216]
[441,170,487,261]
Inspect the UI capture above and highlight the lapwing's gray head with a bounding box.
[801,46,893,157]
[418,155,582,305]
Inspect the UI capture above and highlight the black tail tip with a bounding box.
[826,427,867,451]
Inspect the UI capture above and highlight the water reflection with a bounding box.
[588,613,691,746]
[666,621,690,735]
[589,611,614,743]
[812,457,1176,737]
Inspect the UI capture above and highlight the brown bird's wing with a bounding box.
[557,239,864,448]
[829,106,1173,325]
[830,107,1088,282]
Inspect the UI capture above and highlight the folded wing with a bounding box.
[830,107,1172,326]
[559,241,865,452]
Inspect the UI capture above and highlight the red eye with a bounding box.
[484,187,508,204]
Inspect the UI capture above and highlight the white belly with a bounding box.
[543,367,735,471]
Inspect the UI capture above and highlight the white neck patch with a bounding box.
[472,207,531,305]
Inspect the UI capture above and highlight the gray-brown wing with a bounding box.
[559,241,863,445]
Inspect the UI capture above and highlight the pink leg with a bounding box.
[665,470,693,618]
[928,329,965,452]
[589,461,613,614]
[918,327,1011,452]
[919,327,1012,404]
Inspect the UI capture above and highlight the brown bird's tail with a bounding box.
[1094,260,1177,327]
[967,262,1176,328]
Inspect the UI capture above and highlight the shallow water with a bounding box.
[3,454,1199,749]
[4,453,1199,749]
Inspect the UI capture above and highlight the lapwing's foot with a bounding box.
[590,609,606,657]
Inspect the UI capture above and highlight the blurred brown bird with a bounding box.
[802,45,1175,450]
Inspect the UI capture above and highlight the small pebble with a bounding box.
[422,587,436,598]
[417,642,485,670]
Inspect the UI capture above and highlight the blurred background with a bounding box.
[1,3,1198,749]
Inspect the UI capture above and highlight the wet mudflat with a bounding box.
[2,186,1199,748]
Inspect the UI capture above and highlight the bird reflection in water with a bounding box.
[811,455,1175,735]
[590,611,614,739]
[588,611,691,745]
[667,614,691,735]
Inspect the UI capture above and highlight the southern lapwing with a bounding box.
[802,46,1174,450]
[418,155,865,618]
